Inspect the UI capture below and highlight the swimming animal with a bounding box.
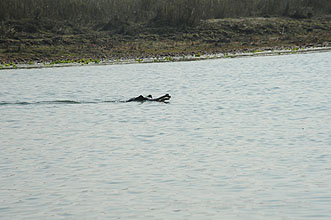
[126,94,171,102]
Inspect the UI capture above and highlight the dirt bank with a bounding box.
[1,16,331,65]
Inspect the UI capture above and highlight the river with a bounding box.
[1,52,331,219]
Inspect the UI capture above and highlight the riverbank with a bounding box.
[1,46,331,70]
[1,16,331,69]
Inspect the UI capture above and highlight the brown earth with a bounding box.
[1,16,331,64]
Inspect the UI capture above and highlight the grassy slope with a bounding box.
[1,16,331,64]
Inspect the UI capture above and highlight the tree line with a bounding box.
[1,0,330,26]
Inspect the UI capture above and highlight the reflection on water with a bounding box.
[1,52,331,220]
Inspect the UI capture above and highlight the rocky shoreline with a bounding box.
[1,16,331,69]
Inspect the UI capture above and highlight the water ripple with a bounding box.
[1,52,331,220]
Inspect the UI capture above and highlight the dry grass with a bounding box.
[1,16,330,64]
[1,0,330,26]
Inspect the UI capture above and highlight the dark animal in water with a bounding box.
[127,94,171,102]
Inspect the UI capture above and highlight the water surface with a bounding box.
[1,52,331,219]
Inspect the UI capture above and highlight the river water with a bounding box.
[1,52,331,220]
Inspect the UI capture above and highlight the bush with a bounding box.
[0,0,330,27]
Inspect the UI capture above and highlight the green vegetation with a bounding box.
[0,62,18,69]
[224,53,237,58]
[291,47,300,53]
[163,57,173,62]
[48,58,100,65]
[136,58,143,63]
